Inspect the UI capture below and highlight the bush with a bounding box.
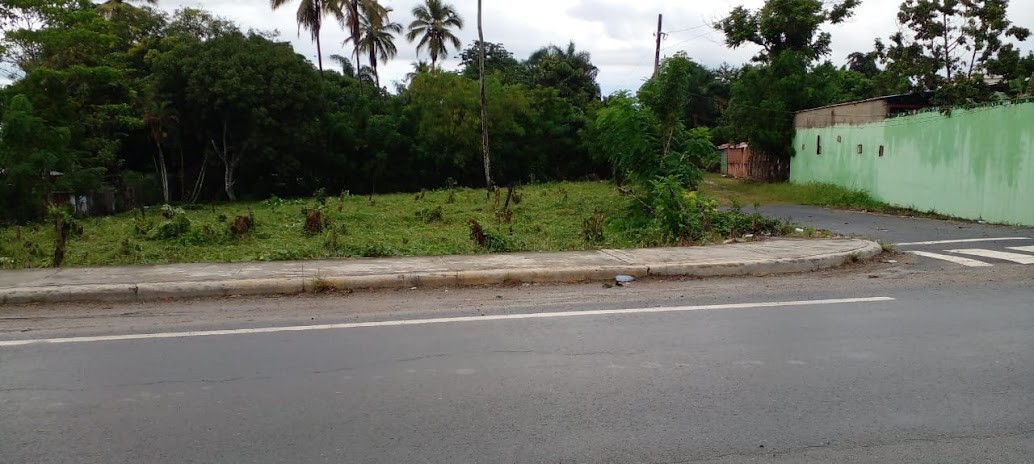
[582,209,605,244]
[416,205,444,223]
[151,214,191,240]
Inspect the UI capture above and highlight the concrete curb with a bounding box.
[0,240,882,305]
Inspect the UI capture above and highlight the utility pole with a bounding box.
[653,13,663,77]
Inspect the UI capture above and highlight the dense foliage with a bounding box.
[0,0,1029,224]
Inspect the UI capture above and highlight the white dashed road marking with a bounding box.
[1007,245,1034,254]
[905,251,994,267]
[0,297,895,347]
[946,249,1034,265]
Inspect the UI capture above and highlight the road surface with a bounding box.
[2,258,1032,463]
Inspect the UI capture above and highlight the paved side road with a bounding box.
[758,205,1034,268]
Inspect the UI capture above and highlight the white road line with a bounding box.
[947,248,1034,265]
[896,237,1031,246]
[1007,245,1034,254]
[0,297,895,347]
[905,251,994,267]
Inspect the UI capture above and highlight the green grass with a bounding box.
[0,181,646,269]
[699,173,888,210]
[699,173,973,220]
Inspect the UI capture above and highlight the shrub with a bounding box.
[582,209,605,244]
[151,214,191,240]
[416,205,444,223]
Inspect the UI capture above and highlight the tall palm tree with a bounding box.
[406,0,464,70]
[346,4,401,88]
[339,0,388,81]
[270,0,337,75]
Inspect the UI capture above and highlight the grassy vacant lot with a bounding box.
[1,181,645,269]
[699,173,888,209]
[1,176,892,270]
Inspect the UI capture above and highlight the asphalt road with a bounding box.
[758,205,1034,270]
[2,266,1032,463]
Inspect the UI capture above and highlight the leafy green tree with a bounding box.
[163,32,324,200]
[715,0,859,179]
[525,41,600,106]
[0,94,72,221]
[459,41,524,83]
[404,71,531,186]
[876,0,1031,101]
[716,0,860,63]
[405,0,464,70]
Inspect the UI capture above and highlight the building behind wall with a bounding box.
[790,95,1034,225]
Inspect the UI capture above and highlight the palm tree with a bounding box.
[339,0,388,80]
[406,0,464,70]
[405,60,432,82]
[329,53,356,77]
[346,4,401,88]
[270,0,337,75]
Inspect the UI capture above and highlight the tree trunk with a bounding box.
[223,160,237,201]
[478,0,492,190]
[154,142,170,203]
[315,28,324,77]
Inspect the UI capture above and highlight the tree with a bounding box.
[405,0,464,70]
[0,94,72,221]
[329,53,355,76]
[459,41,522,82]
[95,0,157,19]
[339,0,387,82]
[171,32,323,200]
[876,0,1031,101]
[270,0,337,75]
[715,0,860,180]
[525,41,601,106]
[404,59,431,82]
[347,2,400,88]
[715,0,860,63]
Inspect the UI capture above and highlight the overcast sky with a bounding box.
[76,1,1034,93]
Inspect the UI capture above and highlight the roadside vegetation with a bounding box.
[1,0,1027,268]
[700,174,971,220]
[0,181,801,269]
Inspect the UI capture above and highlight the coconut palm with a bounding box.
[345,4,401,88]
[405,60,432,82]
[270,0,337,75]
[328,54,355,77]
[405,0,464,70]
[339,0,388,80]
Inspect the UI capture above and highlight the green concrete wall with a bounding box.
[790,101,1034,225]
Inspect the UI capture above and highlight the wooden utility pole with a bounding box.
[653,14,663,77]
[478,0,493,191]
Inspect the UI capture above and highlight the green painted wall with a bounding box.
[790,101,1034,225]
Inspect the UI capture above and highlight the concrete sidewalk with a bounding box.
[0,238,881,304]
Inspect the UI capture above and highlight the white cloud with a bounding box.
[7,0,1032,93]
